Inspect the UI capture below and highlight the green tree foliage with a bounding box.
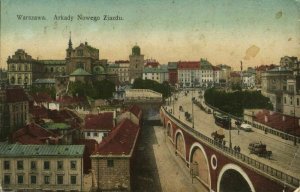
[132,78,171,98]
[30,85,56,99]
[204,88,273,117]
[68,79,115,99]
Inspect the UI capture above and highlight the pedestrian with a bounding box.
[234,146,237,152]
[237,146,241,153]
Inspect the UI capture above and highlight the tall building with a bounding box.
[129,45,144,82]
[0,87,29,141]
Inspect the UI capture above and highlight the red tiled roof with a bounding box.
[128,105,142,119]
[145,62,160,68]
[30,106,48,119]
[32,92,53,103]
[84,112,114,130]
[255,110,300,137]
[74,139,97,154]
[94,119,140,155]
[178,61,200,69]
[12,123,59,144]
[6,88,28,103]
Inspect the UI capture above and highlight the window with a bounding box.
[4,175,10,184]
[87,132,90,136]
[4,161,10,170]
[57,175,64,185]
[70,161,76,170]
[17,160,23,170]
[44,176,50,184]
[31,175,36,184]
[107,159,114,167]
[57,161,63,170]
[44,161,50,170]
[17,175,23,184]
[94,132,98,137]
[297,98,299,106]
[70,176,77,185]
[31,161,36,170]
[284,97,287,104]
[103,133,108,137]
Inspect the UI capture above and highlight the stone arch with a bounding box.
[175,129,186,160]
[217,163,255,192]
[189,142,211,189]
[166,121,173,139]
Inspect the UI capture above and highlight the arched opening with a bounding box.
[218,164,255,192]
[175,131,185,159]
[167,122,173,138]
[189,144,211,189]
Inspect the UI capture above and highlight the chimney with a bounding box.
[264,115,268,123]
[282,116,286,122]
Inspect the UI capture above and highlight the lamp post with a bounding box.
[192,85,195,129]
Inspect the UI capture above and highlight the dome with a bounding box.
[132,45,141,56]
[93,66,105,74]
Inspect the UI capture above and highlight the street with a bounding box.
[131,124,208,192]
[167,90,300,180]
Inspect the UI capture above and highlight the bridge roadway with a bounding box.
[166,90,300,183]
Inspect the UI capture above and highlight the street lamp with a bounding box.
[192,86,195,129]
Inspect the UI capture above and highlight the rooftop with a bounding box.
[5,88,28,103]
[178,61,200,69]
[93,119,140,156]
[0,144,85,157]
[84,112,114,130]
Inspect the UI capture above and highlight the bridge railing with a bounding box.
[161,106,300,189]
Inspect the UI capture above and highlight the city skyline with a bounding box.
[1,0,300,70]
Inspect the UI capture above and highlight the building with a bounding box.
[261,67,293,112]
[255,64,277,88]
[212,66,220,85]
[0,87,29,141]
[90,119,140,191]
[83,112,115,143]
[0,144,85,192]
[0,68,8,85]
[168,62,178,86]
[142,65,168,83]
[280,56,298,69]
[216,64,232,87]
[199,59,214,87]
[177,61,200,88]
[242,72,256,88]
[129,45,144,82]
[117,105,143,126]
[7,49,43,88]
[229,71,242,87]
[107,61,130,83]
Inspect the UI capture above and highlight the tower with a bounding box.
[66,32,73,58]
[129,45,144,82]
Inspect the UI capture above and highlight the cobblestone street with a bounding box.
[132,124,207,192]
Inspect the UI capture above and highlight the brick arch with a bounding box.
[217,163,255,192]
[166,121,173,139]
[189,142,211,189]
[175,129,186,161]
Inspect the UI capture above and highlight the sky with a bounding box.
[0,0,300,70]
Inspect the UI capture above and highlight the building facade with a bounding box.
[142,65,168,83]
[129,45,144,82]
[0,144,85,192]
[167,62,178,86]
[177,61,200,88]
[0,88,29,141]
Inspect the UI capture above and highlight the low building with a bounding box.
[117,105,142,126]
[0,144,85,192]
[142,65,168,83]
[83,112,115,143]
[90,119,140,191]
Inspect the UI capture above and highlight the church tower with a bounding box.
[66,32,73,59]
[129,44,144,82]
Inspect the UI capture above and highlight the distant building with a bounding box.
[177,61,200,88]
[0,68,8,85]
[216,64,232,87]
[242,72,255,88]
[0,87,29,140]
[142,65,168,83]
[7,49,43,88]
[229,71,241,87]
[0,144,85,191]
[107,60,130,83]
[91,119,140,192]
[167,62,178,86]
[199,59,214,87]
[129,45,144,82]
[255,64,277,88]
[261,67,293,112]
[280,56,298,69]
